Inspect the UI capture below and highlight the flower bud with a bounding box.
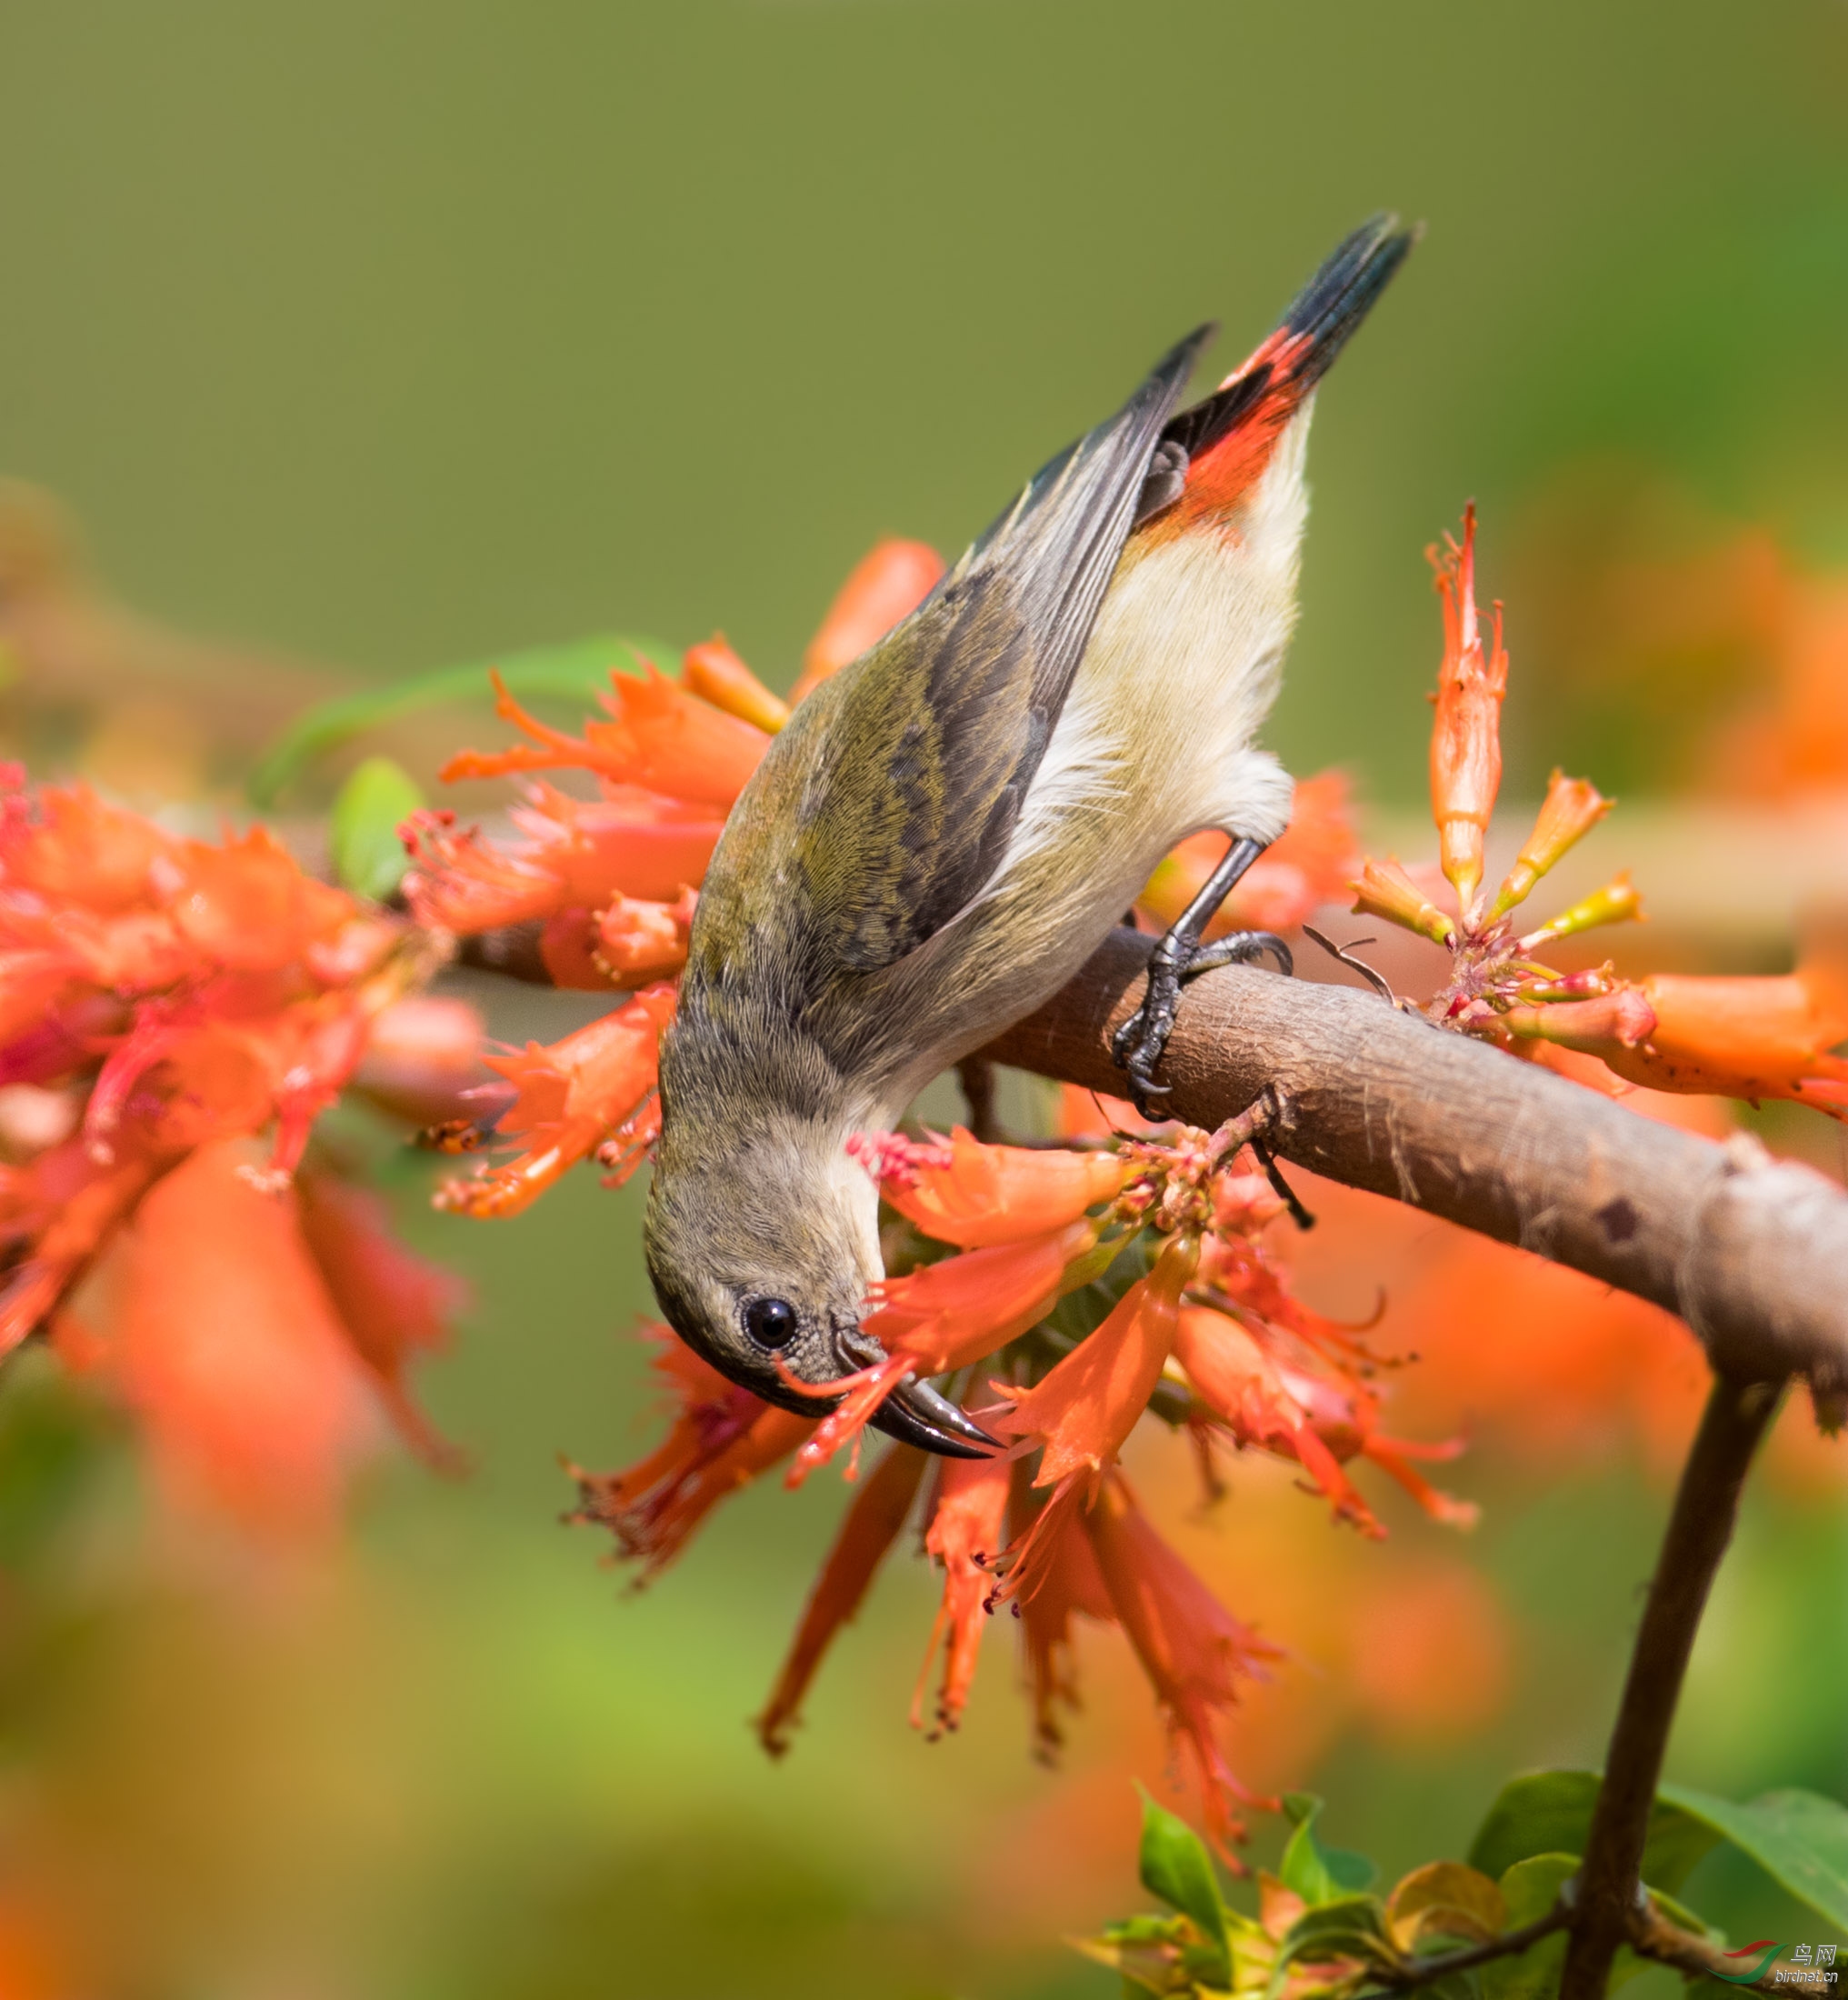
[681,635,790,735]
[1491,770,1611,916]
[1513,965,1615,1005]
[1518,872,1644,947]
[1427,505,1508,921]
[791,538,945,704]
[1349,855,1455,945]
[1500,983,1657,1051]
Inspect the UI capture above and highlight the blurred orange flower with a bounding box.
[790,537,945,705]
[1136,770,1359,939]
[0,771,433,1368]
[295,1165,467,1471]
[54,1141,383,1537]
[1084,1475,1282,1859]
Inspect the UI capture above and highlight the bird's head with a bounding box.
[643,1108,997,1458]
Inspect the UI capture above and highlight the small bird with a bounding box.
[645,217,1413,1455]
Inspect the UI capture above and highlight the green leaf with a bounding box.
[1325,1848,1381,1895]
[1480,1855,1574,2000]
[1659,1783,1848,1934]
[1280,1793,1379,1907]
[328,755,425,901]
[1268,1895,1402,1998]
[1467,1771,1719,1891]
[1468,1770,1848,1934]
[1137,1790,1230,1967]
[247,632,678,805]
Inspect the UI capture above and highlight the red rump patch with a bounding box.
[1152,328,1317,535]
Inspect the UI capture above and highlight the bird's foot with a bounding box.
[1111,928,1294,1117]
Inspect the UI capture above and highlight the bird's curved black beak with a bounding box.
[838,1328,1003,1461]
[870,1373,1003,1460]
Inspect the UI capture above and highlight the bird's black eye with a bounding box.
[742,1295,800,1350]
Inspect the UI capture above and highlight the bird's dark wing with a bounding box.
[794,328,1211,972]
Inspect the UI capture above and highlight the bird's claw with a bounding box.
[1112,929,1294,1117]
[1111,971,1182,1116]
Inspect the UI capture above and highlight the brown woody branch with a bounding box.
[984,929,1848,1396]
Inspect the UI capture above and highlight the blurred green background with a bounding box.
[1,3,1846,1995]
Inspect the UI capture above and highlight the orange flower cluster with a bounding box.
[55,1142,465,1533]
[1352,510,1848,1119]
[571,1120,1469,1857]
[401,539,948,993]
[0,770,469,1525]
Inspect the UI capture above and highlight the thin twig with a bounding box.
[1362,1905,1569,1991]
[1302,924,1398,1005]
[1558,1375,1786,2000]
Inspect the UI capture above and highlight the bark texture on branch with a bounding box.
[984,928,1848,1394]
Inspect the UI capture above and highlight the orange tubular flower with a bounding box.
[436,985,676,1217]
[783,1223,1104,1489]
[570,1327,814,1581]
[1173,1305,1383,1536]
[401,790,724,937]
[1084,1476,1282,1858]
[913,1450,1012,1737]
[680,635,790,735]
[1000,1234,1199,1486]
[864,1126,1130,1248]
[756,1442,927,1755]
[53,1139,378,1539]
[1136,770,1359,937]
[1491,769,1612,917]
[789,537,946,705]
[351,995,494,1128]
[862,1218,1102,1376]
[1349,855,1455,945]
[295,1168,467,1471]
[1428,505,1508,919]
[1593,967,1848,1115]
[440,665,770,808]
[0,1138,171,1360]
[1008,1460,1117,1758]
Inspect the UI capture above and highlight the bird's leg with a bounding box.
[1112,834,1292,1114]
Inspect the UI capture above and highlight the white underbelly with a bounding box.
[870,527,1301,1104]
